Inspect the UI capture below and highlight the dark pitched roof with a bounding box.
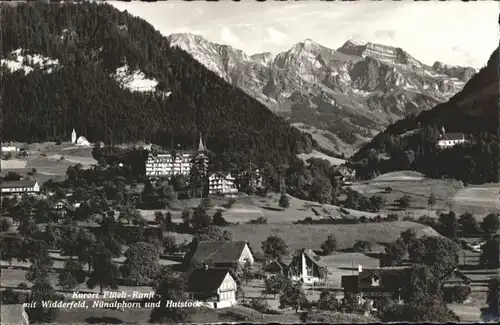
[441,268,472,284]
[264,260,288,271]
[186,268,234,293]
[442,133,465,141]
[341,275,360,290]
[188,241,252,265]
[0,180,38,189]
[359,266,410,282]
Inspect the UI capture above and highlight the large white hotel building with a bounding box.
[145,137,208,178]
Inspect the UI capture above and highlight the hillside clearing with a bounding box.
[297,150,346,166]
[452,184,500,216]
[349,171,464,216]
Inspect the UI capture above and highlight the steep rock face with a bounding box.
[168,34,475,156]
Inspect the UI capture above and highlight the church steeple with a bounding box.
[198,134,205,152]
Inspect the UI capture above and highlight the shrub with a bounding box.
[443,285,471,303]
[387,213,399,221]
[247,216,268,224]
[353,240,372,252]
[18,282,29,289]
[250,298,270,313]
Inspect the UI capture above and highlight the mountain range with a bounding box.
[168,33,476,157]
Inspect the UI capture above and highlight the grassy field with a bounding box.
[297,150,346,166]
[227,221,440,254]
[350,171,500,219]
[349,171,464,217]
[452,184,500,216]
[140,193,383,225]
[1,142,96,183]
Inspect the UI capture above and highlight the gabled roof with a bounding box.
[264,260,288,271]
[359,266,410,281]
[186,268,235,293]
[302,249,327,269]
[187,241,253,265]
[0,180,38,189]
[441,133,465,141]
[441,268,472,284]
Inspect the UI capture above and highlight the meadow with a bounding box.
[227,221,440,253]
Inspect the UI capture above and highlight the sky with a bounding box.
[111,0,500,68]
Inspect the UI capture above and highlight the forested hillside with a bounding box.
[0,2,313,167]
[349,47,499,184]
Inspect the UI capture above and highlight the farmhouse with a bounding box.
[185,241,255,267]
[441,268,472,303]
[186,267,237,309]
[145,136,208,178]
[235,168,264,191]
[335,165,356,184]
[288,249,328,284]
[341,266,409,302]
[263,260,289,277]
[208,172,238,196]
[0,180,40,195]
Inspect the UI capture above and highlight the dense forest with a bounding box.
[350,47,500,184]
[0,2,314,167]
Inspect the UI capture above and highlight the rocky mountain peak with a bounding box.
[169,32,476,157]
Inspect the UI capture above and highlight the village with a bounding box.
[1,126,500,324]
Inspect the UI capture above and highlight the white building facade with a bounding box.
[145,136,208,178]
[208,172,238,196]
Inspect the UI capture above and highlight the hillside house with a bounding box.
[186,267,237,309]
[288,249,328,284]
[437,131,466,149]
[263,260,289,277]
[185,241,255,268]
[441,268,472,303]
[341,266,410,302]
[335,165,356,184]
[235,169,264,191]
[208,172,238,196]
[0,180,40,196]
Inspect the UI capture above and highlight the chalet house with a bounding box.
[186,267,237,309]
[341,266,410,302]
[437,131,466,149]
[335,165,356,184]
[235,169,264,191]
[441,268,472,303]
[185,241,255,268]
[263,260,289,277]
[289,249,328,284]
[208,172,238,196]
[0,180,40,196]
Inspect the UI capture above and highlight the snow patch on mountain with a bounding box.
[1,49,60,74]
[112,65,158,92]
